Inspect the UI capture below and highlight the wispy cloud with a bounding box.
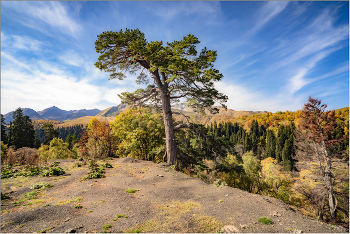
[146,1,222,21]
[247,1,289,36]
[2,2,82,37]
[12,35,43,51]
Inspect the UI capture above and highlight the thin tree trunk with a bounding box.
[161,92,177,165]
[322,143,337,220]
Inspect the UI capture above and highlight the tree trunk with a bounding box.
[318,141,337,220]
[161,92,177,165]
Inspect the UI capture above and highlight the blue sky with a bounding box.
[1,1,349,114]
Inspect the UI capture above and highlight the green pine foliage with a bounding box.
[9,108,37,149]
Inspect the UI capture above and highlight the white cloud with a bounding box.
[147,1,222,20]
[2,2,81,37]
[58,50,85,67]
[12,35,43,51]
[1,52,104,113]
[247,1,289,36]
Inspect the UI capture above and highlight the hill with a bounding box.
[1,158,347,233]
[96,104,128,118]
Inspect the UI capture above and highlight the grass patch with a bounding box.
[55,199,74,205]
[24,191,39,199]
[219,200,223,203]
[74,197,83,202]
[189,214,224,233]
[74,205,83,209]
[125,189,137,194]
[88,210,92,213]
[113,214,127,221]
[258,217,272,225]
[124,200,201,233]
[29,182,53,189]
[103,224,112,230]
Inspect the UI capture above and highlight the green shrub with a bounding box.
[258,217,272,225]
[103,224,112,230]
[74,205,83,209]
[42,167,65,176]
[30,182,53,189]
[101,162,113,168]
[125,189,136,194]
[80,166,105,180]
[1,170,14,179]
[74,162,83,167]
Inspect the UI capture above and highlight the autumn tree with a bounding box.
[95,29,227,165]
[110,108,165,162]
[78,118,116,163]
[299,96,347,220]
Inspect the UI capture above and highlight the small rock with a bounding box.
[157,175,164,177]
[64,218,70,222]
[221,225,240,233]
[239,224,248,229]
[270,211,281,217]
[64,229,76,233]
[293,229,302,233]
[225,194,229,197]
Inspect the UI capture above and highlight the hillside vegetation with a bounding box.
[1,103,349,231]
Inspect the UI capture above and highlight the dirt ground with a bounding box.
[1,158,348,233]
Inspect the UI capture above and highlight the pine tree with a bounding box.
[1,114,8,145]
[95,29,228,165]
[276,132,287,163]
[265,129,276,159]
[282,138,293,171]
[41,124,59,145]
[10,108,36,149]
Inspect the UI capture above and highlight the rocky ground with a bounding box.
[1,158,348,233]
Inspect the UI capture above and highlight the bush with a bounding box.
[5,147,39,168]
[80,166,105,180]
[42,167,65,176]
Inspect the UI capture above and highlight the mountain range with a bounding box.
[2,104,268,125]
[2,106,101,124]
